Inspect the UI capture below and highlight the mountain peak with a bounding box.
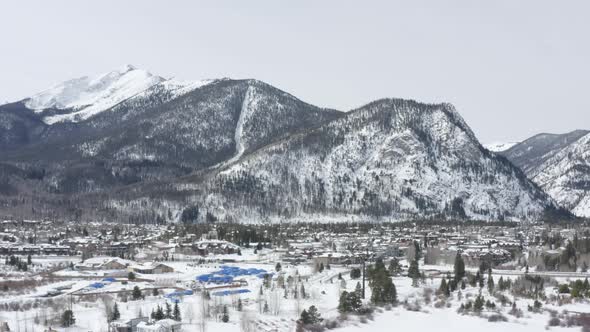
[118,64,136,72]
[24,65,164,124]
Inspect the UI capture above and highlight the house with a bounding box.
[130,262,174,274]
[76,257,133,270]
[313,252,354,266]
[192,239,240,256]
[112,317,149,332]
[136,319,181,332]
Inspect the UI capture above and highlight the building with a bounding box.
[136,319,181,332]
[129,262,174,274]
[76,257,133,270]
[192,239,240,256]
[112,317,149,332]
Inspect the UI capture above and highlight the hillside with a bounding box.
[501,130,590,217]
[0,67,570,222]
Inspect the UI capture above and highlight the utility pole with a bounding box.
[361,258,366,299]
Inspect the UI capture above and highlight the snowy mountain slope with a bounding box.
[109,99,564,223]
[0,67,571,222]
[501,130,589,174]
[0,102,47,149]
[484,142,518,153]
[502,130,590,217]
[24,65,164,124]
[0,76,341,196]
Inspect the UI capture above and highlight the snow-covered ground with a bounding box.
[3,252,590,332]
[484,142,519,152]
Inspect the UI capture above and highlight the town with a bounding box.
[1,219,590,331]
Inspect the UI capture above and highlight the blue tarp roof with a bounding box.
[196,266,268,283]
[165,289,194,298]
[88,282,104,288]
[212,289,251,296]
[102,277,116,282]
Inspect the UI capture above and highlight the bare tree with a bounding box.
[268,288,282,316]
[185,302,196,324]
[240,311,257,332]
[199,294,209,332]
[100,295,114,323]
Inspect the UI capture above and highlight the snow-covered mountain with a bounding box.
[24,65,165,124]
[0,72,340,197]
[0,66,571,222]
[103,100,564,223]
[500,130,590,217]
[194,100,559,221]
[484,142,519,153]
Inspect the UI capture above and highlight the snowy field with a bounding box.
[2,250,590,331]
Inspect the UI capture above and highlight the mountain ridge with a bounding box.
[501,130,590,217]
[0,66,574,222]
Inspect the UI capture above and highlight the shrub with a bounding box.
[558,284,571,294]
[548,317,561,327]
[488,314,508,322]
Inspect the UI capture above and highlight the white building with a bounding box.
[136,319,181,332]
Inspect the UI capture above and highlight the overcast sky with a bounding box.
[1,1,588,143]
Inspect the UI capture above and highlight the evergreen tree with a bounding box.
[222,305,229,322]
[237,299,243,311]
[306,306,323,324]
[111,302,120,321]
[414,241,422,261]
[263,301,269,313]
[488,275,495,293]
[439,278,450,297]
[369,259,397,305]
[473,295,484,312]
[454,252,465,281]
[300,309,310,324]
[338,291,351,313]
[408,259,420,286]
[61,309,75,327]
[349,291,362,311]
[155,305,165,320]
[165,302,172,319]
[173,302,181,321]
[388,257,401,276]
[132,286,142,300]
[275,262,282,272]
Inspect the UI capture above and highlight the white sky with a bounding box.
[1,0,588,143]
